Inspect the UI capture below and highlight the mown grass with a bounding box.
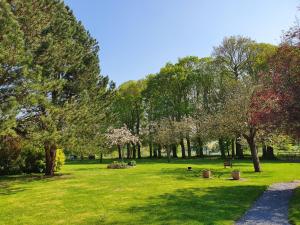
[0,158,299,225]
[290,186,300,225]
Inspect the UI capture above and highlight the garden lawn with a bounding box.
[0,159,299,225]
[290,186,300,225]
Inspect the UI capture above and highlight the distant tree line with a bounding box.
[111,32,300,172]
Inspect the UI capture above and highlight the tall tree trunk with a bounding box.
[244,128,261,172]
[226,140,230,157]
[172,144,177,158]
[236,137,244,159]
[231,139,235,158]
[187,137,192,158]
[45,142,57,176]
[158,145,162,158]
[197,137,204,158]
[118,145,122,160]
[100,152,103,164]
[167,146,171,162]
[153,144,158,158]
[180,139,186,158]
[149,142,153,158]
[219,138,226,159]
[137,143,141,159]
[136,113,141,159]
[126,143,131,159]
[132,144,136,159]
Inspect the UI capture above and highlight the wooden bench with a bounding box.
[224,160,232,168]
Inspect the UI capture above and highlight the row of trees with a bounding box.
[0,0,114,175]
[111,31,299,172]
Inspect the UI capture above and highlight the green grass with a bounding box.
[290,186,300,225]
[0,159,299,225]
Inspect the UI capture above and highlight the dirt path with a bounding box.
[235,181,300,225]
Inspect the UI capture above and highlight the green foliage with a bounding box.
[128,160,136,166]
[0,0,27,137]
[54,149,65,172]
[107,161,128,169]
[0,0,114,175]
[0,136,22,175]
[21,147,45,173]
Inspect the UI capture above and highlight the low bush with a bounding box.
[107,161,128,169]
[128,160,136,166]
[54,149,65,171]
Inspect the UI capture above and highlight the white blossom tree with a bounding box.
[105,125,139,160]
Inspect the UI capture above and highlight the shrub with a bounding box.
[0,135,22,175]
[54,149,65,171]
[107,161,128,169]
[128,160,136,166]
[88,154,96,160]
[21,148,45,173]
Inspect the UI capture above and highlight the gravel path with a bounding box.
[235,181,300,225]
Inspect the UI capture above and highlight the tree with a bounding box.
[253,25,300,138]
[213,36,277,158]
[105,126,139,161]
[217,81,261,172]
[112,80,145,159]
[153,119,181,162]
[0,0,27,137]
[9,0,111,176]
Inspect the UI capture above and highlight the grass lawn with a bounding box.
[0,159,299,225]
[290,186,300,225]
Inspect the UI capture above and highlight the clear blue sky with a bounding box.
[64,0,299,85]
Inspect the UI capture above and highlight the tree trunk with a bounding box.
[180,139,186,158]
[236,137,244,159]
[231,139,235,158]
[167,146,171,162]
[158,145,162,158]
[244,128,261,172]
[172,144,177,158]
[126,143,131,159]
[187,137,192,158]
[45,142,57,176]
[197,138,204,158]
[153,144,157,158]
[149,142,153,158]
[118,145,122,160]
[100,152,103,163]
[132,144,136,159]
[262,145,276,160]
[137,143,141,159]
[226,140,230,157]
[219,138,226,159]
[247,139,261,172]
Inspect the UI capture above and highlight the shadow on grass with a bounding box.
[100,185,267,225]
[0,173,72,196]
[155,166,269,181]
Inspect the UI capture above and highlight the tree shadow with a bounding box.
[0,173,72,196]
[155,166,264,181]
[102,185,267,225]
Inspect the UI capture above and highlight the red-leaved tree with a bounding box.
[252,25,300,138]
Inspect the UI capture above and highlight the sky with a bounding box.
[64,0,299,85]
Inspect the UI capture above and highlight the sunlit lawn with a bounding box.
[0,159,299,225]
[290,186,300,225]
